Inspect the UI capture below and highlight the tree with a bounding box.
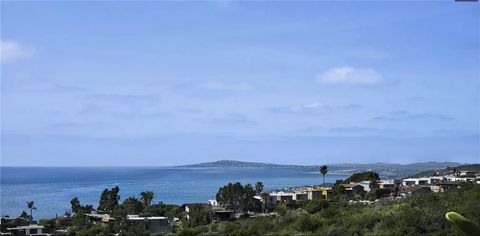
[320,165,328,187]
[98,189,110,212]
[108,186,120,212]
[187,205,210,227]
[216,182,257,213]
[112,205,128,234]
[98,186,120,213]
[343,171,380,183]
[369,179,379,191]
[64,210,72,218]
[71,197,81,214]
[26,201,37,223]
[255,182,264,195]
[260,193,273,213]
[19,211,29,219]
[305,199,329,214]
[123,196,143,215]
[140,191,154,207]
[333,182,347,198]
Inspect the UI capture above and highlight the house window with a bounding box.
[30,229,38,234]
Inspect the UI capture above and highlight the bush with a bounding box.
[305,199,329,214]
[294,214,323,232]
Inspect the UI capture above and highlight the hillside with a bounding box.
[408,163,480,178]
[176,160,464,178]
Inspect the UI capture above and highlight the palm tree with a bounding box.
[320,165,328,187]
[255,182,264,195]
[140,191,154,207]
[26,201,37,223]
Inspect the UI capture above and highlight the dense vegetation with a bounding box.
[342,171,380,183]
[5,171,478,235]
[178,184,480,236]
[64,187,181,235]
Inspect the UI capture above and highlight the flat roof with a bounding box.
[7,224,45,230]
[127,216,167,220]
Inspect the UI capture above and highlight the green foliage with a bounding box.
[446,212,480,236]
[71,197,81,214]
[119,224,150,236]
[123,196,143,215]
[320,165,328,187]
[216,182,257,213]
[70,197,93,215]
[73,224,111,236]
[26,201,37,222]
[140,202,179,219]
[275,204,287,216]
[97,186,120,213]
[333,181,347,197]
[255,182,264,195]
[140,191,154,207]
[185,184,480,235]
[39,218,56,228]
[177,225,209,236]
[369,179,379,191]
[305,199,329,214]
[186,205,210,227]
[343,171,380,183]
[19,210,29,219]
[294,214,323,232]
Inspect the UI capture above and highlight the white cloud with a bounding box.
[1,40,32,62]
[316,66,383,85]
[202,81,253,91]
[301,101,327,109]
[268,101,361,114]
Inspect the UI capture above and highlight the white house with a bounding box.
[358,181,372,192]
[127,215,171,234]
[6,224,45,236]
[402,178,430,186]
[270,191,294,202]
[208,199,219,206]
[379,179,398,191]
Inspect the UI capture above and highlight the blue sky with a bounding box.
[1,2,479,166]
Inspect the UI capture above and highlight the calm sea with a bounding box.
[0,167,347,219]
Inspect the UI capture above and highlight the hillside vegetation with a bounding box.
[178,184,480,236]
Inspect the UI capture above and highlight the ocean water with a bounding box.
[0,167,347,219]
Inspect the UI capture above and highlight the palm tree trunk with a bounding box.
[323,175,325,187]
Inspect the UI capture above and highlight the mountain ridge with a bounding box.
[177,159,463,169]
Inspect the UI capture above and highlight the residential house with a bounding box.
[127,215,171,235]
[269,191,294,203]
[180,203,211,220]
[358,181,372,192]
[254,194,277,210]
[6,225,45,236]
[86,213,114,225]
[402,178,430,186]
[379,179,398,191]
[342,183,365,198]
[292,191,308,201]
[437,180,461,193]
[305,187,334,200]
[459,170,476,177]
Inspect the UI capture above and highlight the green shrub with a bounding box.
[305,199,329,214]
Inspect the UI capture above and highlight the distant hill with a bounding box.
[407,163,480,178]
[177,160,309,169]
[176,160,465,178]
